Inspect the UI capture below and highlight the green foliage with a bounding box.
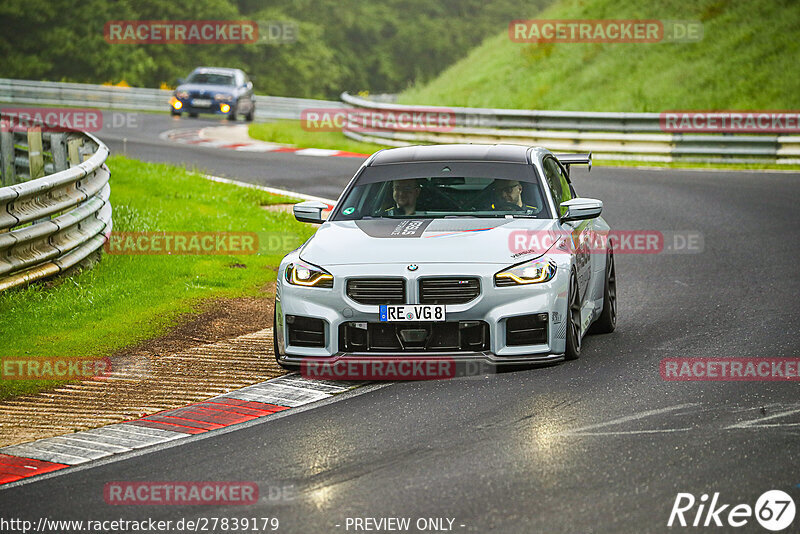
[401,0,800,111]
[0,0,549,98]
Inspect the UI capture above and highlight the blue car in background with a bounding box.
[170,67,256,121]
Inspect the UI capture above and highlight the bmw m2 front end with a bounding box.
[274,144,616,372]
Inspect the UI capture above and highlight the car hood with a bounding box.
[176,83,235,94]
[300,218,561,266]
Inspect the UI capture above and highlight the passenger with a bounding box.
[490,179,537,211]
[385,179,421,216]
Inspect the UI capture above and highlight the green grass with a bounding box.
[401,0,800,111]
[0,155,316,400]
[248,120,389,155]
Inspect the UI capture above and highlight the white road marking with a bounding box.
[294,148,341,157]
[553,403,700,436]
[725,406,800,429]
[563,428,694,436]
[203,174,337,204]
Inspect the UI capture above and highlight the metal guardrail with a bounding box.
[0,78,344,120]
[340,93,800,164]
[0,119,111,291]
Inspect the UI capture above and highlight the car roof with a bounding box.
[368,144,536,166]
[191,67,240,75]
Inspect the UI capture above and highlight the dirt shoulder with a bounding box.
[0,286,285,448]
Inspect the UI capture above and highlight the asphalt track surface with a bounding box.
[2,113,799,533]
[100,112,363,199]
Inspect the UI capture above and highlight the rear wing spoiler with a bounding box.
[555,153,592,175]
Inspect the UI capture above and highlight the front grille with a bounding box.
[419,277,480,304]
[339,321,489,352]
[505,313,549,346]
[346,278,405,305]
[287,315,325,347]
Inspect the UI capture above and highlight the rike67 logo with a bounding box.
[668,490,796,531]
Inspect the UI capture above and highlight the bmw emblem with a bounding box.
[407,264,418,271]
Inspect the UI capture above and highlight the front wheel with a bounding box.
[245,106,255,122]
[564,270,582,360]
[227,103,238,121]
[589,249,617,334]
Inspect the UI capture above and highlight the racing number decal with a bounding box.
[573,222,592,300]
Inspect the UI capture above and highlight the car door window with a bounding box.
[543,157,573,216]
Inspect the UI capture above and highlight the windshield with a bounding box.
[186,72,236,86]
[333,163,552,220]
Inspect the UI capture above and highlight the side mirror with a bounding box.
[293,201,330,224]
[560,198,602,222]
[246,81,253,90]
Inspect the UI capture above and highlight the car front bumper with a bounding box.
[275,259,572,368]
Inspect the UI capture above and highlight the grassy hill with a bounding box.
[400,0,800,111]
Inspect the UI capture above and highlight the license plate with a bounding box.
[379,304,446,322]
[192,98,212,107]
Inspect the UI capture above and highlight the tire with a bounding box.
[245,106,255,122]
[170,109,180,117]
[564,270,582,360]
[227,103,238,121]
[188,112,198,118]
[589,249,617,334]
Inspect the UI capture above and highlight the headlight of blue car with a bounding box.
[495,258,556,286]
[214,93,235,102]
[286,260,334,288]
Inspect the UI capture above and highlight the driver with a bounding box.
[384,179,421,215]
[490,179,537,211]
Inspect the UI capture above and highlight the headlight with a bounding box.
[175,90,189,99]
[285,260,333,288]
[495,258,556,286]
[214,93,234,102]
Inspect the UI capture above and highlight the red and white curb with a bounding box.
[160,126,369,158]
[0,374,361,487]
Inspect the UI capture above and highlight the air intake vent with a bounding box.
[505,313,548,346]
[287,315,326,348]
[419,278,480,305]
[346,278,405,305]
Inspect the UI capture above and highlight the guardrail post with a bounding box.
[50,133,68,172]
[27,127,44,180]
[0,127,14,186]
[67,137,82,166]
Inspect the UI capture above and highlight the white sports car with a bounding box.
[274,144,616,372]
